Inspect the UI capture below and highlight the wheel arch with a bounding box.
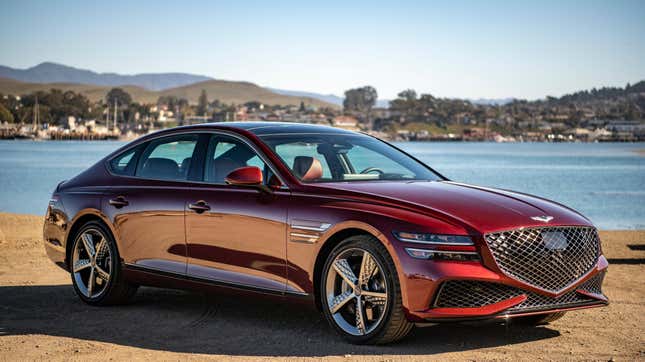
[65,210,116,270]
[312,222,404,311]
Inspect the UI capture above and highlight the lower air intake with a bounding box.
[434,272,605,312]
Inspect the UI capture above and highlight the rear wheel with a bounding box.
[514,311,566,325]
[70,221,137,305]
[320,235,413,344]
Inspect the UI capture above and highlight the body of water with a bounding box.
[0,140,643,229]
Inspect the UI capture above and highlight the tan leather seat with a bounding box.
[293,156,323,181]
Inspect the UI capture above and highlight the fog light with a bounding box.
[405,248,435,259]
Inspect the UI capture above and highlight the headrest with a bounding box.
[180,157,192,170]
[293,156,323,181]
[179,157,192,176]
[211,157,245,183]
[141,158,178,179]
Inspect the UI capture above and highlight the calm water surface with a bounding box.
[0,140,643,229]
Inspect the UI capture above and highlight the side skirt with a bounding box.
[122,263,312,302]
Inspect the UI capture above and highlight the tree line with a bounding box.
[1,80,643,131]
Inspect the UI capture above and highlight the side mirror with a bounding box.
[225,166,263,186]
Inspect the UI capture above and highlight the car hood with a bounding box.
[310,180,592,233]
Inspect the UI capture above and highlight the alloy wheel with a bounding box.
[72,228,112,299]
[325,248,389,336]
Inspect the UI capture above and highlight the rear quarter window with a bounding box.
[108,146,141,176]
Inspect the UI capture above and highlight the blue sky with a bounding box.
[1,0,644,99]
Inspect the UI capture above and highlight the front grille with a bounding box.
[485,226,600,293]
[434,272,606,312]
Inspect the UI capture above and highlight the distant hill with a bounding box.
[162,81,335,108]
[268,87,390,108]
[545,81,645,104]
[0,62,213,91]
[0,77,152,101]
[0,62,401,109]
[0,77,338,108]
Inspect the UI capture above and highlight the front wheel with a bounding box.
[70,221,138,305]
[320,235,413,344]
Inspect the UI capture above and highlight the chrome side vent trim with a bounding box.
[290,220,332,232]
[289,232,320,244]
[289,220,332,244]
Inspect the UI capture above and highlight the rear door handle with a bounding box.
[108,196,129,208]
[188,200,211,213]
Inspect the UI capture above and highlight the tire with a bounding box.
[320,234,413,344]
[69,220,138,305]
[513,311,566,325]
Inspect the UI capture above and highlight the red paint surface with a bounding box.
[43,122,609,322]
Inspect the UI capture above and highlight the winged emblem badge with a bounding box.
[531,215,554,223]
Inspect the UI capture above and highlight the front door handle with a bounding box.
[188,200,211,213]
[108,196,129,208]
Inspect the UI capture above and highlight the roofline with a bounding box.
[158,122,359,136]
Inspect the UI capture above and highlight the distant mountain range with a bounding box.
[0,76,339,109]
[0,62,212,91]
[0,62,340,108]
[0,62,392,107]
[0,62,516,108]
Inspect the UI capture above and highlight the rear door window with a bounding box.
[136,134,199,181]
[204,135,269,184]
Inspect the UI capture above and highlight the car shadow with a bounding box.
[0,284,560,357]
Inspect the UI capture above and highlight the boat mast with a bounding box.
[113,99,118,131]
[33,95,39,132]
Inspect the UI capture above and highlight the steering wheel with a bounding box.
[360,167,385,175]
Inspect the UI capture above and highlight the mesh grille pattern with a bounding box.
[434,280,519,308]
[485,227,600,293]
[434,272,606,312]
[581,272,604,294]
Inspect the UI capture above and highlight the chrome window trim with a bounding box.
[104,129,289,190]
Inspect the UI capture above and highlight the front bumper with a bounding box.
[403,255,609,322]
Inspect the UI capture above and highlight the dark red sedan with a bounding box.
[44,122,608,344]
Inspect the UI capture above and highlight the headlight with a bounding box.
[393,232,474,245]
[393,231,479,261]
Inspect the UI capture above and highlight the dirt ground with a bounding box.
[0,212,643,361]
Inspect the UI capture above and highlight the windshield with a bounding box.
[260,133,442,183]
